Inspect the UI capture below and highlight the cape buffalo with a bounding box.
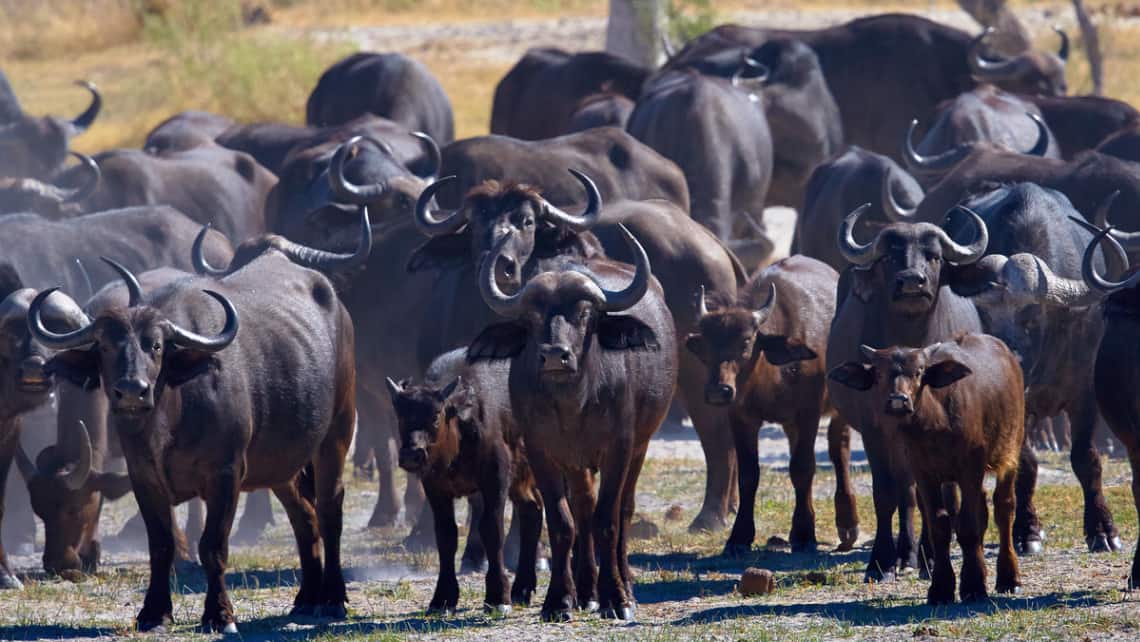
[827,205,988,581]
[490,48,649,140]
[0,79,100,179]
[29,211,370,633]
[1029,93,1140,159]
[472,225,677,621]
[143,111,237,155]
[566,93,635,133]
[0,152,99,218]
[306,52,454,144]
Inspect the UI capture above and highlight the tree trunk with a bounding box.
[606,0,667,67]
[956,0,1031,54]
[1073,0,1104,95]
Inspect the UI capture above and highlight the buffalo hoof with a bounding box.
[138,622,168,634]
[721,542,752,558]
[1087,534,1123,553]
[918,565,931,581]
[790,538,819,554]
[863,568,896,584]
[960,588,987,603]
[1017,539,1044,556]
[996,582,1021,595]
[688,511,727,534]
[541,608,572,623]
[288,604,319,619]
[600,605,636,621]
[459,558,488,575]
[580,599,600,613]
[835,527,859,552]
[403,532,435,554]
[199,621,238,635]
[426,605,455,617]
[0,571,23,590]
[367,511,398,530]
[484,603,511,616]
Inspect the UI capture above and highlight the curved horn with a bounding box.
[192,224,228,277]
[69,80,102,134]
[541,169,602,232]
[1069,215,1130,281]
[272,205,373,273]
[697,284,709,318]
[880,170,917,221]
[73,258,94,301]
[968,27,1020,80]
[597,223,651,312]
[661,34,677,60]
[385,376,403,398]
[1086,191,1140,253]
[1024,113,1050,157]
[100,257,142,307]
[987,253,1101,308]
[411,131,441,179]
[64,152,99,202]
[478,231,527,318]
[28,288,97,349]
[14,445,36,482]
[752,283,776,327]
[1093,190,1120,229]
[930,206,989,264]
[165,290,239,352]
[837,203,884,266]
[329,135,387,204]
[731,56,769,88]
[1081,225,1140,293]
[59,420,93,491]
[902,119,971,172]
[413,175,466,237]
[1055,26,1070,61]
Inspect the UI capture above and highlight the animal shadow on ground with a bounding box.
[0,625,115,641]
[673,591,1111,627]
[234,612,497,640]
[631,545,869,576]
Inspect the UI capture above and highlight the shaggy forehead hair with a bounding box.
[464,180,544,212]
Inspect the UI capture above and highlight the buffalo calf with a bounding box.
[830,333,1024,604]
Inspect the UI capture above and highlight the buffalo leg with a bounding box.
[679,357,736,533]
[272,480,323,617]
[478,462,510,612]
[568,469,598,612]
[132,477,176,631]
[595,438,632,619]
[184,498,204,557]
[957,471,988,603]
[895,473,921,573]
[1071,392,1121,551]
[360,390,399,529]
[1130,444,1140,589]
[403,499,435,552]
[425,489,460,614]
[1014,440,1043,555]
[863,432,900,581]
[994,468,1021,594]
[724,417,760,556]
[460,494,487,574]
[0,438,20,589]
[828,416,859,551]
[530,448,575,622]
[788,411,820,552]
[917,477,954,605]
[618,443,650,605]
[198,473,241,633]
[232,489,275,546]
[509,486,543,606]
[3,460,34,557]
[314,399,352,619]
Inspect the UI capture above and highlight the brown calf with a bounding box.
[830,333,1024,604]
[685,255,858,554]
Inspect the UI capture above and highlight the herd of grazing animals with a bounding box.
[6,8,1140,632]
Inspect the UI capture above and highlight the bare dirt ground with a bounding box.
[3,4,1140,641]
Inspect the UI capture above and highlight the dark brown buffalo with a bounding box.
[669,15,1067,164]
[566,93,635,133]
[830,334,1024,604]
[798,146,924,271]
[490,48,649,140]
[0,267,89,589]
[906,85,1057,186]
[0,79,100,179]
[30,212,369,632]
[388,349,542,614]
[306,52,454,144]
[435,127,689,213]
[472,226,677,621]
[686,256,858,554]
[0,152,99,218]
[60,146,276,243]
[408,172,745,534]
[628,69,773,262]
[143,111,237,154]
[827,206,988,581]
[1079,225,1140,588]
[1028,94,1140,159]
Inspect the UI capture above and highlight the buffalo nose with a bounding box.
[885,394,914,415]
[17,356,48,381]
[704,383,735,406]
[538,345,575,373]
[896,271,927,291]
[113,378,149,401]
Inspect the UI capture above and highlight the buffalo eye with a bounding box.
[523,216,534,228]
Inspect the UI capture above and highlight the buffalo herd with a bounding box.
[3,9,1140,632]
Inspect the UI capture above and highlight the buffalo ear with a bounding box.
[684,333,705,357]
[47,349,101,391]
[163,349,218,387]
[90,471,132,500]
[923,360,972,389]
[467,322,528,362]
[828,362,875,391]
[598,315,659,351]
[406,233,471,273]
[758,335,819,366]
